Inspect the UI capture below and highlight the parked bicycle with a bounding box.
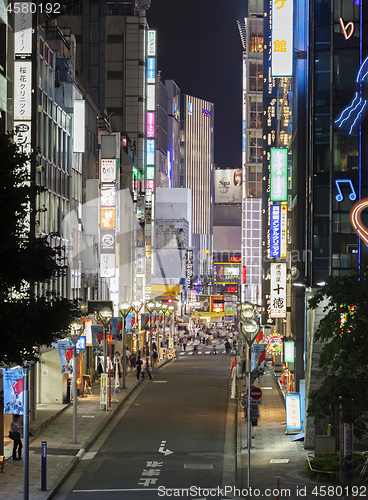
[354,451,368,483]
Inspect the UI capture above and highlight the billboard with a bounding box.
[270,148,287,201]
[272,0,293,77]
[270,262,286,318]
[214,169,242,203]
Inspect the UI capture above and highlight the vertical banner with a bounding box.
[340,423,353,483]
[57,340,73,374]
[271,0,293,77]
[3,369,24,414]
[270,262,287,318]
[285,393,301,431]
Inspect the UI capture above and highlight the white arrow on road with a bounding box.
[158,440,173,456]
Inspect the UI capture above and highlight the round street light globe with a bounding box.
[146,301,155,312]
[240,302,255,319]
[162,304,168,311]
[100,307,112,319]
[120,302,131,313]
[242,319,258,334]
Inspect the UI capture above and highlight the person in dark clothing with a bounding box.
[225,339,231,357]
[11,414,22,460]
[136,355,142,381]
[141,355,152,379]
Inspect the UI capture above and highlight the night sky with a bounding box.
[147,0,246,169]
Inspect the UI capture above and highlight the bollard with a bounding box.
[41,441,47,491]
[275,476,280,500]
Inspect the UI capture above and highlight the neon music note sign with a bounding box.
[335,179,356,202]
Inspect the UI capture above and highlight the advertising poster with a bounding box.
[3,369,24,415]
[81,318,93,346]
[57,340,73,374]
[140,313,150,330]
[214,169,242,203]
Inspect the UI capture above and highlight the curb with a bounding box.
[47,356,172,499]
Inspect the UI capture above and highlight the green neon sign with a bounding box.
[270,148,287,202]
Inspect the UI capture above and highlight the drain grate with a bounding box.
[270,459,289,463]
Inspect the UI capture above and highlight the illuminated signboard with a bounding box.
[270,204,281,258]
[147,30,156,56]
[270,148,287,201]
[76,336,86,351]
[203,108,211,118]
[266,334,283,353]
[270,262,286,318]
[14,61,32,120]
[146,179,154,191]
[147,139,155,165]
[188,102,192,115]
[280,204,287,258]
[15,8,32,54]
[272,0,293,77]
[101,253,116,278]
[286,394,301,431]
[284,340,295,362]
[147,57,155,83]
[101,208,115,230]
[147,112,155,138]
[73,100,86,153]
[147,85,155,111]
[146,166,155,180]
[101,159,117,183]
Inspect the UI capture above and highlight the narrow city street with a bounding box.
[54,348,235,500]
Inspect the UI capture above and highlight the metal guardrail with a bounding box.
[307,452,338,478]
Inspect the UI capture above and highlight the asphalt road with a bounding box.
[54,347,236,500]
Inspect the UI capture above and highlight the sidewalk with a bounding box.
[237,366,324,497]
[0,361,169,500]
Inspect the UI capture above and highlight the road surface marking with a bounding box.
[159,440,173,456]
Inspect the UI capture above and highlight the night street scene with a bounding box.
[1,0,368,499]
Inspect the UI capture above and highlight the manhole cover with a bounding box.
[184,464,213,469]
[270,459,289,463]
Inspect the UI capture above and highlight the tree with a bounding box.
[0,133,80,366]
[307,261,368,438]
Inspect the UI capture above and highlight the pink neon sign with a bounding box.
[147,112,155,138]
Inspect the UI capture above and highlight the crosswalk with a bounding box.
[179,348,227,356]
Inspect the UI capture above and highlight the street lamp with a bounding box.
[97,307,113,374]
[238,301,259,489]
[168,304,175,348]
[146,301,156,364]
[155,302,161,349]
[132,300,143,359]
[161,303,168,351]
[69,321,83,443]
[119,302,133,389]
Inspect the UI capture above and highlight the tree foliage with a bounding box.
[307,261,368,438]
[0,134,80,366]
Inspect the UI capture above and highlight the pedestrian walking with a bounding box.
[182,337,187,352]
[11,414,22,460]
[193,337,199,354]
[114,351,122,387]
[240,348,246,378]
[250,407,260,438]
[151,348,158,371]
[212,338,217,355]
[225,338,231,357]
[175,342,181,360]
[136,355,142,381]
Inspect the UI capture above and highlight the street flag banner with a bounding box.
[230,356,236,377]
[126,313,136,335]
[57,340,73,374]
[111,317,123,341]
[100,373,108,406]
[92,325,104,354]
[3,369,24,414]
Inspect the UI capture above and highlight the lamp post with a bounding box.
[146,301,156,364]
[119,302,132,389]
[132,300,143,360]
[69,321,83,443]
[239,301,259,489]
[161,303,168,353]
[168,304,175,348]
[97,307,113,374]
[155,302,161,349]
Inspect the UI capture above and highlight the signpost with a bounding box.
[250,387,262,400]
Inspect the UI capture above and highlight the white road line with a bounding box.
[73,488,159,493]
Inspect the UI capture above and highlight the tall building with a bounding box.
[237,2,264,306]
[180,94,214,276]
[165,80,180,189]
